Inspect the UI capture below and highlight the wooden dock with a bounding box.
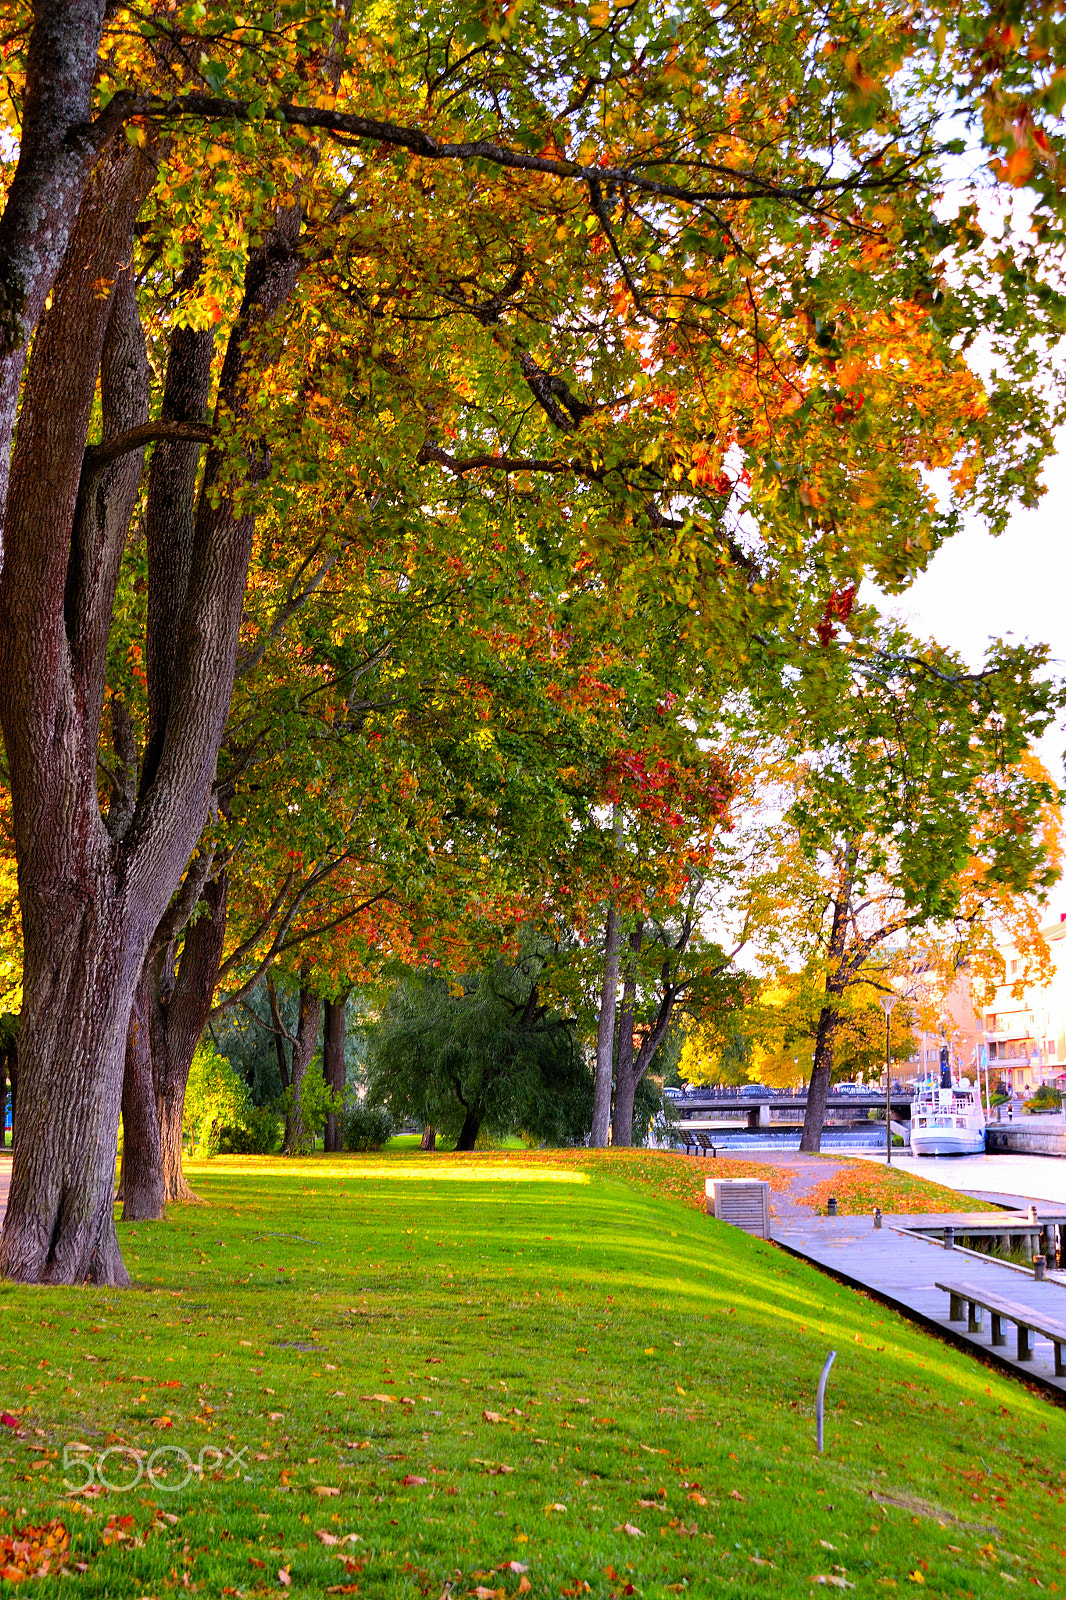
[774,1212,1066,1397]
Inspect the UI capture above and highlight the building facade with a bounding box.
[980,914,1066,1095]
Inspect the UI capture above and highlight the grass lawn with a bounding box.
[0,1150,1061,1596]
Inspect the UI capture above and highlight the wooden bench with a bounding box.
[682,1130,716,1157]
[935,1278,1066,1374]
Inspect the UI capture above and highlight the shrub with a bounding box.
[184,1044,249,1155]
[217,1106,283,1155]
[279,1069,345,1156]
[1024,1084,1063,1113]
[342,1104,394,1152]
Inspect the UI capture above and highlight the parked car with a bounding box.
[833,1082,866,1095]
[739,1083,770,1097]
[663,1087,683,1101]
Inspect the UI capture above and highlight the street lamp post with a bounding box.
[879,992,901,1166]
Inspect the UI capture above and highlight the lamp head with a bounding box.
[878,992,900,1018]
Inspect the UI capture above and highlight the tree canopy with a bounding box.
[0,0,1064,1279]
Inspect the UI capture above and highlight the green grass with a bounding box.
[0,1151,1063,1596]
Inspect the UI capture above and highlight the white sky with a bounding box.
[873,432,1066,784]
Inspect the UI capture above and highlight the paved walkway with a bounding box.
[775,1210,1066,1394]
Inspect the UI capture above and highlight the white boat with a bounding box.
[910,1067,985,1157]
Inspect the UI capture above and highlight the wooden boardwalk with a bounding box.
[775,1212,1066,1396]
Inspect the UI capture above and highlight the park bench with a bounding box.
[935,1278,1066,1374]
[682,1131,716,1157]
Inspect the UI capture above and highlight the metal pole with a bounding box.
[816,1350,837,1454]
[885,1009,892,1166]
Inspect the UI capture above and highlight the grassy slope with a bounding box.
[0,1152,1061,1597]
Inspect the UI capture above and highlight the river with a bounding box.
[853,1150,1066,1207]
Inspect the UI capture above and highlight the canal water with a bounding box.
[853,1150,1066,1207]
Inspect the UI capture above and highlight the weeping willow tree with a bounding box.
[365,954,592,1150]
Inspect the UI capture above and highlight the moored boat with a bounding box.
[910,1054,985,1156]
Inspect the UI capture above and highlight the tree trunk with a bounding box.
[455,1108,482,1151]
[283,985,322,1155]
[152,870,229,1203]
[0,0,113,547]
[591,903,621,1148]
[0,894,138,1284]
[799,1003,838,1154]
[611,925,641,1148]
[322,993,349,1153]
[0,143,159,1285]
[0,131,302,1282]
[267,975,291,1090]
[118,969,165,1221]
[420,1125,437,1151]
[799,869,853,1154]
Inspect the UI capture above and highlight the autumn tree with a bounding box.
[365,946,591,1150]
[0,0,1064,1282]
[750,628,1061,1152]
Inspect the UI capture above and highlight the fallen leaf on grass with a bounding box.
[0,1519,74,1582]
[489,1464,514,1476]
[751,1557,774,1567]
[544,1502,567,1513]
[361,1393,395,1404]
[907,1575,925,1586]
[0,1413,20,1429]
[516,1579,532,1596]
[313,1486,341,1497]
[325,1588,359,1596]
[249,1557,266,1569]
[483,1410,503,1423]
[268,1412,285,1422]
[687,1492,707,1506]
[561,1583,591,1597]
[278,1570,292,1587]
[403,1475,428,1487]
[152,1415,173,1429]
[729,1490,745,1502]
[811,1578,854,1590]
[471,1587,502,1599]
[500,1563,528,1574]
[614,1523,644,1538]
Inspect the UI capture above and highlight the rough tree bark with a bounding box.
[322,993,349,1153]
[454,1103,483,1151]
[0,0,119,546]
[420,1126,437,1151]
[118,971,165,1222]
[590,902,621,1148]
[611,925,643,1148]
[0,142,161,1285]
[799,859,855,1154]
[0,127,304,1282]
[153,872,229,1205]
[283,984,322,1155]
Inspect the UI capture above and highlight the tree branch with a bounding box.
[86,418,213,472]
[133,94,916,212]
